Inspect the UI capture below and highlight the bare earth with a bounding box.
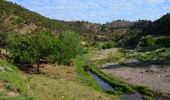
[101,63,170,94]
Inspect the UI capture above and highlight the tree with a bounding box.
[56,31,83,65]
[8,30,57,72]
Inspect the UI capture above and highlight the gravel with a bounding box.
[102,64,170,94]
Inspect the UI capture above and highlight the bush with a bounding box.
[140,35,156,47]
[102,42,115,49]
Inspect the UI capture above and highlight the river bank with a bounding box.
[86,48,170,100]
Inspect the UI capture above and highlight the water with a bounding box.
[88,71,142,100]
[88,71,113,92]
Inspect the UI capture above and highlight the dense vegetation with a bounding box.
[8,30,83,72]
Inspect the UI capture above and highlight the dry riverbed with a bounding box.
[101,63,170,95]
[91,48,170,97]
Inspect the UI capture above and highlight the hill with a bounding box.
[0,0,169,48]
[145,13,170,35]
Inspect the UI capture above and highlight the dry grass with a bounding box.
[25,64,116,100]
[0,60,116,100]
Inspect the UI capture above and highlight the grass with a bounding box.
[133,48,170,63]
[73,48,103,91]
[0,57,116,100]
[0,60,32,100]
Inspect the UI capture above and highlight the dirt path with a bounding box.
[101,63,170,94]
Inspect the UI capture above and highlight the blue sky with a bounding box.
[8,0,170,23]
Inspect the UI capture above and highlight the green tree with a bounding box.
[56,31,83,65]
[8,30,57,72]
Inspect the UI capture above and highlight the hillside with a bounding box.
[0,0,79,34]
[145,13,170,35]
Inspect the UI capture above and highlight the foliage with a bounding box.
[56,31,83,65]
[134,48,170,62]
[102,41,115,49]
[8,30,57,71]
[140,35,156,47]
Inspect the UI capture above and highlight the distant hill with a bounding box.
[0,0,169,48]
[145,13,170,35]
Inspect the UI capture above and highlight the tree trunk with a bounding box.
[36,63,40,72]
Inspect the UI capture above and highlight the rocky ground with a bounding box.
[91,48,170,96]
[101,63,170,95]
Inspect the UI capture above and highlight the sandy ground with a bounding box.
[101,63,170,94]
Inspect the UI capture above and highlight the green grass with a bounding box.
[0,58,116,100]
[74,48,103,91]
[133,48,170,63]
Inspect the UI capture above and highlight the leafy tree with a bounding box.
[8,30,57,72]
[56,31,83,65]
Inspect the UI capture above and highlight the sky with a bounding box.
[8,0,170,23]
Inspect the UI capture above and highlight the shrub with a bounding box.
[140,35,156,47]
[102,42,115,49]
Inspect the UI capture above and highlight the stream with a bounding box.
[88,71,142,100]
